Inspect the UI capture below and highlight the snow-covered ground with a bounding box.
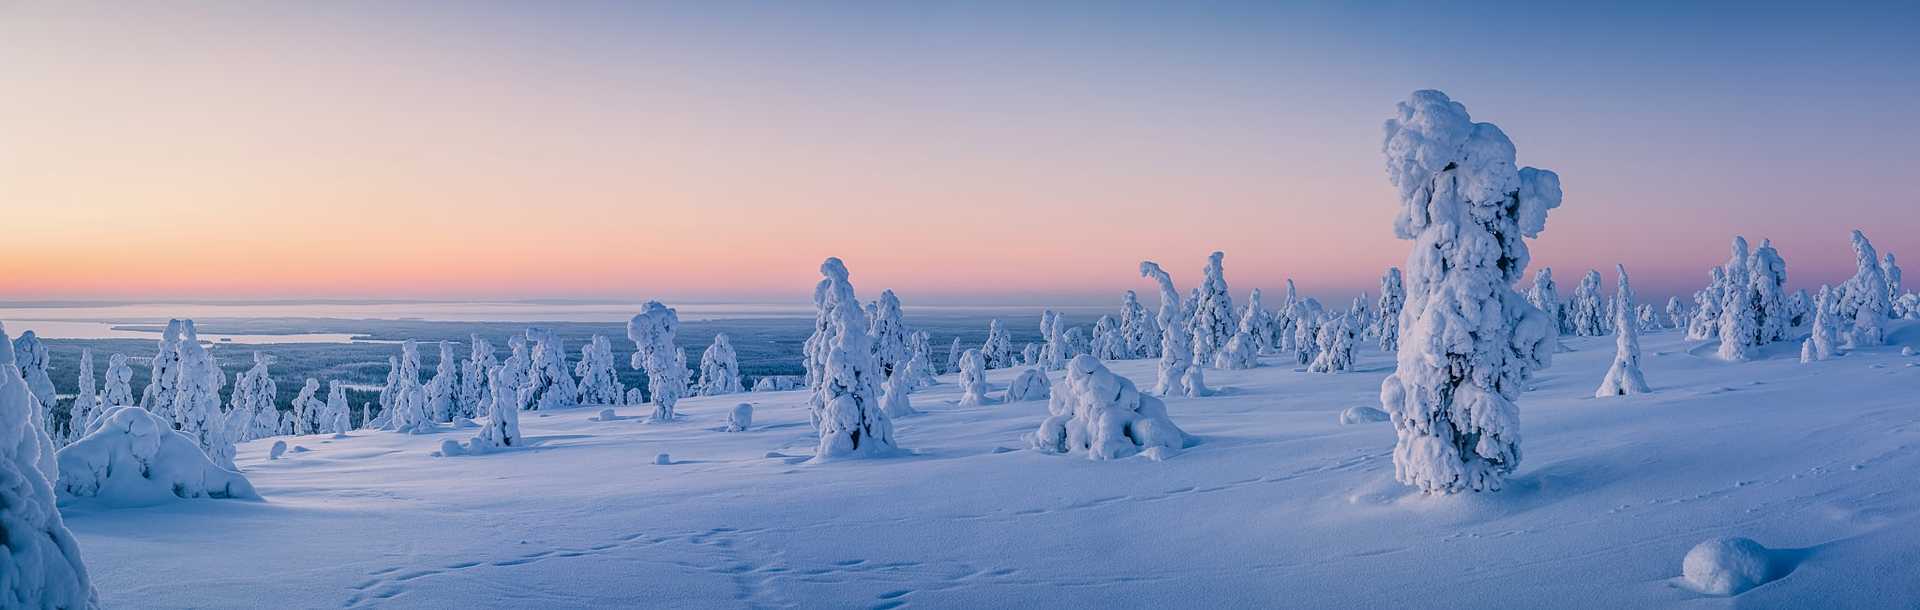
[68,323,1920,609]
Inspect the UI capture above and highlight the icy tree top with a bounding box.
[1383,90,1562,249]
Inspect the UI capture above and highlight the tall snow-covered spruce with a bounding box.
[1190,251,1235,369]
[694,334,743,397]
[1596,265,1650,397]
[1118,290,1159,359]
[457,335,496,420]
[1841,230,1891,348]
[577,335,626,404]
[629,302,690,422]
[1139,261,1192,397]
[0,322,98,608]
[69,349,102,443]
[524,329,577,411]
[1377,90,1561,494]
[229,352,280,441]
[1377,267,1405,352]
[140,319,185,423]
[806,258,897,459]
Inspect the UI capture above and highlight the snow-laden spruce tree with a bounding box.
[878,360,918,418]
[457,334,496,420]
[1219,329,1260,370]
[289,378,320,435]
[11,332,58,436]
[981,319,1013,370]
[1788,289,1814,326]
[1189,251,1235,369]
[1181,333,1212,397]
[1688,267,1727,340]
[1028,355,1189,461]
[1884,252,1902,298]
[1038,310,1068,371]
[229,352,280,441]
[1597,265,1651,396]
[373,355,401,428]
[1722,235,1752,303]
[1064,326,1089,360]
[694,334,742,397]
[1139,261,1191,397]
[0,323,98,608]
[324,382,351,435]
[807,258,897,459]
[903,330,938,388]
[69,349,101,444]
[1019,343,1039,366]
[1090,315,1125,360]
[469,337,530,451]
[1569,269,1607,336]
[1377,90,1561,494]
[1717,271,1760,362]
[103,353,133,408]
[1119,290,1159,359]
[1275,279,1299,353]
[576,335,627,403]
[1378,268,1406,352]
[1234,289,1274,356]
[171,321,234,469]
[944,337,963,375]
[524,329,577,411]
[1005,367,1052,402]
[1349,295,1375,342]
[1666,297,1688,331]
[140,319,185,422]
[1637,304,1660,331]
[386,340,438,433]
[1748,239,1790,343]
[1308,312,1356,373]
[1801,285,1842,362]
[868,289,911,380]
[1291,298,1325,365]
[1898,292,1920,320]
[1527,268,1564,336]
[629,302,689,422]
[956,348,991,407]
[1841,230,1891,348]
[424,341,459,422]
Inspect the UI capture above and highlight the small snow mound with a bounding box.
[726,403,752,432]
[436,439,465,457]
[291,445,311,453]
[452,417,479,429]
[1340,406,1390,425]
[595,408,617,421]
[1902,346,1915,357]
[655,453,671,465]
[269,440,288,460]
[55,406,259,506]
[1682,537,1778,595]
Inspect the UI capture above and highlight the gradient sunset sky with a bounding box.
[3,2,1916,305]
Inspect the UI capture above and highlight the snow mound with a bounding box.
[269,440,288,460]
[726,403,752,432]
[1340,406,1390,425]
[1029,355,1190,460]
[1682,536,1779,595]
[55,406,259,507]
[654,453,671,465]
[1005,368,1051,402]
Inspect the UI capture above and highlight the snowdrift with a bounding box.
[56,407,260,507]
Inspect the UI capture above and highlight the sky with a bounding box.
[2,2,1916,306]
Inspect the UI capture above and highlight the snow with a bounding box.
[1004,368,1051,402]
[1339,405,1391,424]
[55,406,260,508]
[0,322,96,608]
[1027,355,1189,461]
[1681,537,1780,595]
[629,302,690,422]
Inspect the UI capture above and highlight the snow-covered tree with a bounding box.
[1233,288,1275,359]
[102,353,133,409]
[523,329,577,411]
[1717,275,1760,362]
[1019,343,1039,366]
[1064,326,1089,359]
[1747,239,1789,343]
[324,382,351,435]
[1308,312,1356,374]
[575,335,626,404]
[981,319,1013,370]
[140,319,185,423]
[957,348,990,407]
[229,352,280,441]
[806,258,897,459]
[1688,267,1727,340]
[1637,303,1660,331]
[1666,297,1688,331]
[944,337,963,375]
[1028,355,1189,460]
[11,332,58,438]
[1005,368,1051,402]
[1378,268,1406,352]
[899,331,938,389]
[290,379,321,436]
[1189,251,1235,369]
[877,362,918,418]
[69,349,101,444]
[1898,292,1920,320]
[1568,269,1608,337]
[1291,298,1325,365]
[1139,261,1191,397]
[1118,290,1159,359]
[1219,330,1259,370]
[1597,265,1651,396]
[1349,295,1374,342]
[695,333,743,397]
[425,341,458,422]
[867,289,911,381]
[1275,279,1299,353]
[1802,285,1841,362]
[470,337,529,451]
[1377,90,1561,494]
[1527,267,1564,336]
[0,322,99,608]
[1841,230,1891,348]
[629,302,690,422]
[1884,252,1902,299]
[1038,310,1067,371]
[1723,235,1752,299]
[385,340,435,434]
[457,334,496,420]
[1786,289,1811,327]
[1090,315,1126,360]
[171,321,233,469]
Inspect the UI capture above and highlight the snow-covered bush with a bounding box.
[1682,537,1778,596]
[806,258,897,459]
[1378,268,1405,352]
[868,289,911,380]
[981,319,1013,370]
[726,403,753,432]
[1597,265,1651,397]
[457,334,496,420]
[1291,298,1325,365]
[0,322,96,609]
[68,349,102,444]
[577,335,627,403]
[1801,285,1841,362]
[957,349,991,407]
[1841,230,1891,347]
[1119,290,1159,359]
[140,319,186,422]
[1028,355,1189,461]
[56,406,258,506]
[423,342,462,422]
[524,329,577,411]
[1090,315,1125,360]
[1308,313,1355,374]
[629,302,690,422]
[1038,310,1066,371]
[1568,269,1607,337]
[902,330,939,388]
[1189,252,1235,369]
[102,353,133,408]
[1140,261,1191,397]
[229,352,280,441]
[1377,90,1561,494]
[1006,368,1051,402]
